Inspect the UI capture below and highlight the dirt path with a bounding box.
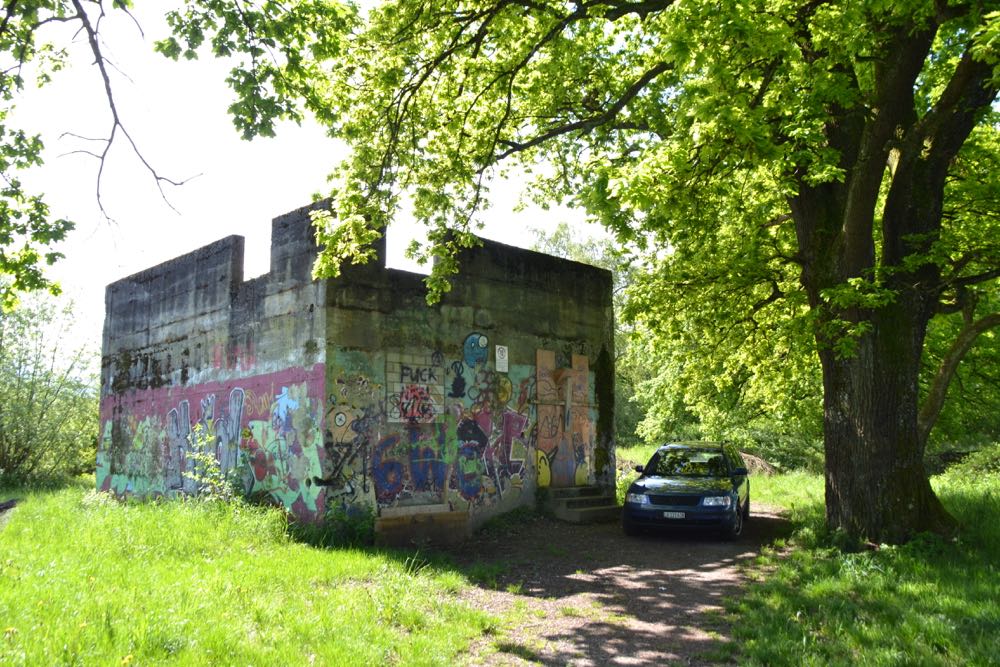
[439,505,791,666]
[0,498,18,532]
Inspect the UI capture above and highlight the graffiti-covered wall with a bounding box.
[99,202,330,521]
[99,202,614,534]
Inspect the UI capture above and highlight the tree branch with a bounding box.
[952,267,1000,290]
[589,0,675,20]
[495,61,670,160]
[68,0,196,219]
[918,311,1000,446]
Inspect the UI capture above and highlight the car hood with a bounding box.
[631,476,733,494]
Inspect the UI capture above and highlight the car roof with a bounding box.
[656,442,725,451]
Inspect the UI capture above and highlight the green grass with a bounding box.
[750,470,825,526]
[733,470,1000,666]
[0,480,493,666]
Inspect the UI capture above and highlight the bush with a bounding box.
[289,503,377,548]
[0,297,97,483]
[183,423,246,503]
[940,443,1000,477]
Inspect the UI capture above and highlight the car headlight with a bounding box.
[625,492,650,505]
[702,496,732,508]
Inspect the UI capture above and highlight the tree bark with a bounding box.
[818,295,957,543]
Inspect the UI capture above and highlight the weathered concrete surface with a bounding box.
[98,202,614,536]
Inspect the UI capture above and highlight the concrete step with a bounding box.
[540,485,620,524]
[541,485,606,500]
[564,494,617,509]
[552,503,621,524]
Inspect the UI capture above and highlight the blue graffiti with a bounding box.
[463,333,489,367]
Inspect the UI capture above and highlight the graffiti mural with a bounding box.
[97,366,327,521]
[535,351,596,488]
[347,335,541,515]
[317,371,383,507]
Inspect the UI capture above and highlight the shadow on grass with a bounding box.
[730,478,1000,666]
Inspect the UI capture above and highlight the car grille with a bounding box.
[648,494,701,506]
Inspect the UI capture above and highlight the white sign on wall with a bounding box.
[495,345,509,373]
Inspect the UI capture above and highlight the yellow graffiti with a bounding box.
[496,376,513,404]
[242,389,274,419]
[536,450,551,488]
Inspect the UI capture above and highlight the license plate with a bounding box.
[663,511,685,519]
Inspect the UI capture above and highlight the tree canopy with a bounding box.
[0,296,97,482]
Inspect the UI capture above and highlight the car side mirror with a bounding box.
[731,467,748,476]
[634,465,644,474]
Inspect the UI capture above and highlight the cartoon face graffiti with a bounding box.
[463,333,489,367]
[536,448,557,488]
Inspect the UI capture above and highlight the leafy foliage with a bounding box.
[939,443,1000,477]
[0,0,76,309]
[154,0,355,140]
[182,423,245,503]
[0,296,97,483]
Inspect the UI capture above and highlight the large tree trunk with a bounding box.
[819,296,955,543]
[787,24,996,543]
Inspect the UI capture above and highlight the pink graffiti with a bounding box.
[397,384,436,423]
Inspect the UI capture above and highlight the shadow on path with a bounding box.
[436,506,792,666]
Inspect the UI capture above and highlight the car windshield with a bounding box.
[645,449,728,477]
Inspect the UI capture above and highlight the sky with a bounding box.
[13,3,593,352]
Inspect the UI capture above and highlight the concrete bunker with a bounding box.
[97,202,616,542]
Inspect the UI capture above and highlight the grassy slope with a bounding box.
[0,481,492,666]
[734,471,1000,666]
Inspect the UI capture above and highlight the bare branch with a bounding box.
[69,0,196,218]
[114,0,144,38]
[57,148,104,160]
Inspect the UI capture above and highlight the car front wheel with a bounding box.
[723,503,744,540]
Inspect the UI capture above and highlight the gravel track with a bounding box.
[438,505,792,666]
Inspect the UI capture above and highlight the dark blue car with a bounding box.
[622,442,749,539]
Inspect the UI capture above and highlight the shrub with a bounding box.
[290,503,377,548]
[0,297,97,484]
[183,423,246,503]
[940,443,1000,477]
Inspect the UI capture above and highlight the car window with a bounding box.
[647,449,728,477]
[724,445,741,470]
